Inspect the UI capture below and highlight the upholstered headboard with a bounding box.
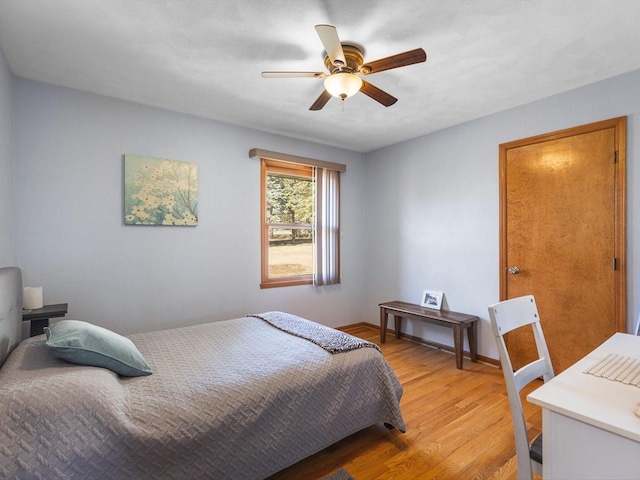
[0,267,22,367]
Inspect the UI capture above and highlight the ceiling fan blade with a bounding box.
[360,80,398,107]
[309,90,333,111]
[361,48,427,75]
[261,71,325,78]
[315,24,347,68]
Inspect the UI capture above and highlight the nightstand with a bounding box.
[22,303,68,337]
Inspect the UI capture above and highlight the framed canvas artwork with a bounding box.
[124,154,198,226]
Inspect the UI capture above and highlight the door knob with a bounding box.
[508,266,520,274]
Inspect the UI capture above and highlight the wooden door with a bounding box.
[499,117,626,373]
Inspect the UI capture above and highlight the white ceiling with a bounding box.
[1,0,640,153]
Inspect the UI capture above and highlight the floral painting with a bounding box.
[124,154,198,226]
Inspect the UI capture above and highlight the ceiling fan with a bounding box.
[261,25,427,111]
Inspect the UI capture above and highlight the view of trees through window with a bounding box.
[266,170,314,278]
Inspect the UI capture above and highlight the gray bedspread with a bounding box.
[0,316,404,479]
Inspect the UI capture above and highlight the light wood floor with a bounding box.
[268,324,542,480]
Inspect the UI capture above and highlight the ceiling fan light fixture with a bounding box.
[262,25,425,111]
[324,72,363,99]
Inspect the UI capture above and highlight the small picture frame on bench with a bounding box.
[421,290,444,310]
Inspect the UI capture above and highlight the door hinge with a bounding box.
[613,151,618,163]
[613,258,617,270]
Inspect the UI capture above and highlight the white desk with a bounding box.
[527,333,640,479]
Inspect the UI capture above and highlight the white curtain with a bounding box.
[314,167,341,286]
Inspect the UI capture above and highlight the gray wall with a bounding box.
[0,47,13,266]
[13,80,366,335]
[9,67,640,361]
[365,69,639,360]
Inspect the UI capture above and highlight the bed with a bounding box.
[0,267,405,479]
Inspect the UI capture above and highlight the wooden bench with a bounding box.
[379,300,478,370]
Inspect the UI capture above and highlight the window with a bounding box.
[261,160,314,287]
[254,149,344,289]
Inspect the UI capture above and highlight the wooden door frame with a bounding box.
[498,116,626,332]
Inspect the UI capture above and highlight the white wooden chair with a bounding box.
[488,295,554,480]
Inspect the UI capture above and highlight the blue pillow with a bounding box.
[44,320,152,377]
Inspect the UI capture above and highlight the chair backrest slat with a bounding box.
[514,358,551,392]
